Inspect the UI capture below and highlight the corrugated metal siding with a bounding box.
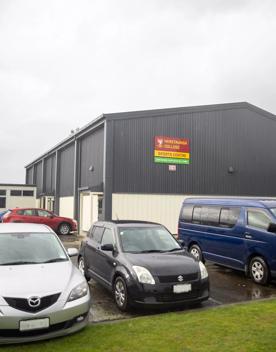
[112,108,276,196]
[59,144,75,197]
[44,154,56,195]
[34,161,43,196]
[26,167,33,184]
[79,127,104,191]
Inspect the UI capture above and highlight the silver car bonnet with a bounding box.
[0,261,82,299]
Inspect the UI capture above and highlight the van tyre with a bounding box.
[58,222,71,235]
[249,256,269,285]
[113,276,130,312]
[189,244,203,262]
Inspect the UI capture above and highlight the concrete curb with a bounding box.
[89,296,276,326]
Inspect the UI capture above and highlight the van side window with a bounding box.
[192,207,201,224]
[181,205,193,222]
[202,207,220,226]
[247,209,271,230]
[219,208,240,228]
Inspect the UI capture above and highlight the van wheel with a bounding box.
[189,244,203,261]
[249,257,269,285]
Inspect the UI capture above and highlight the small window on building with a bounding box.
[0,198,6,208]
[219,208,240,228]
[92,226,104,243]
[10,190,22,196]
[0,190,6,196]
[247,209,272,230]
[180,205,193,223]
[23,190,34,197]
[98,196,103,216]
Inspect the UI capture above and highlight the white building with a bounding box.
[0,184,37,211]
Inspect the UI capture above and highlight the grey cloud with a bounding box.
[0,0,276,182]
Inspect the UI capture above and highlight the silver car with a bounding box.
[0,223,91,344]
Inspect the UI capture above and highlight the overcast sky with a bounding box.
[0,0,276,183]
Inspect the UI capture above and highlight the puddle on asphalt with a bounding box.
[207,263,276,304]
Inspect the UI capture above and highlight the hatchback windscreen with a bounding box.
[0,233,68,265]
[118,226,181,253]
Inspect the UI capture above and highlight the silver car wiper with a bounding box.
[167,247,183,252]
[139,249,165,253]
[42,258,68,263]
[0,261,39,266]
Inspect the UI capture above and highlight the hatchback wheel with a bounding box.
[78,256,90,281]
[249,256,269,285]
[113,276,129,311]
[58,222,71,235]
[189,244,203,261]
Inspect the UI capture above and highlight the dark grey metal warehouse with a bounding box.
[25,102,276,233]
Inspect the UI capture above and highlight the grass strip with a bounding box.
[2,300,276,352]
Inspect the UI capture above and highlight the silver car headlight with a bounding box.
[199,261,208,280]
[68,281,89,302]
[133,265,155,285]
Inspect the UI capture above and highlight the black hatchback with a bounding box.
[78,221,209,311]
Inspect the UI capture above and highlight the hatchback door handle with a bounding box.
[245,233,252,239]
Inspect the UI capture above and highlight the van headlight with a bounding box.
[133,266,155,285]
[199,261,208,280]
[68,281,88,302]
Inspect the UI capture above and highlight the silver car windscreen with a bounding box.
[0,233,68,265]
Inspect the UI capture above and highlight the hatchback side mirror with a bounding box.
[178,239,185,247]
[67,248,79,257]
[268,223,276,233]
[101,243,114,251]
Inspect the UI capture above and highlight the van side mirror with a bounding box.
[101,243,114,251]
[268,223,276,233]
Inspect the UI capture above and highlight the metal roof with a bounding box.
[25,102,276,169]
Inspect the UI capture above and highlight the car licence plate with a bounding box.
[19,318,50,331]
[173,284,191,294]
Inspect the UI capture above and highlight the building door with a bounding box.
[40,197,46,209]
[46,197,55,211]
[79,192,103,233]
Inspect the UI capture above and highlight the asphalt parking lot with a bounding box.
[62,235,276,323]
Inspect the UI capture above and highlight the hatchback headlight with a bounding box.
[68,281,88,302]
[133,266,155,285]
[199,261,208,280]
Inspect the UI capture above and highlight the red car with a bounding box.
[2,208,77,235]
